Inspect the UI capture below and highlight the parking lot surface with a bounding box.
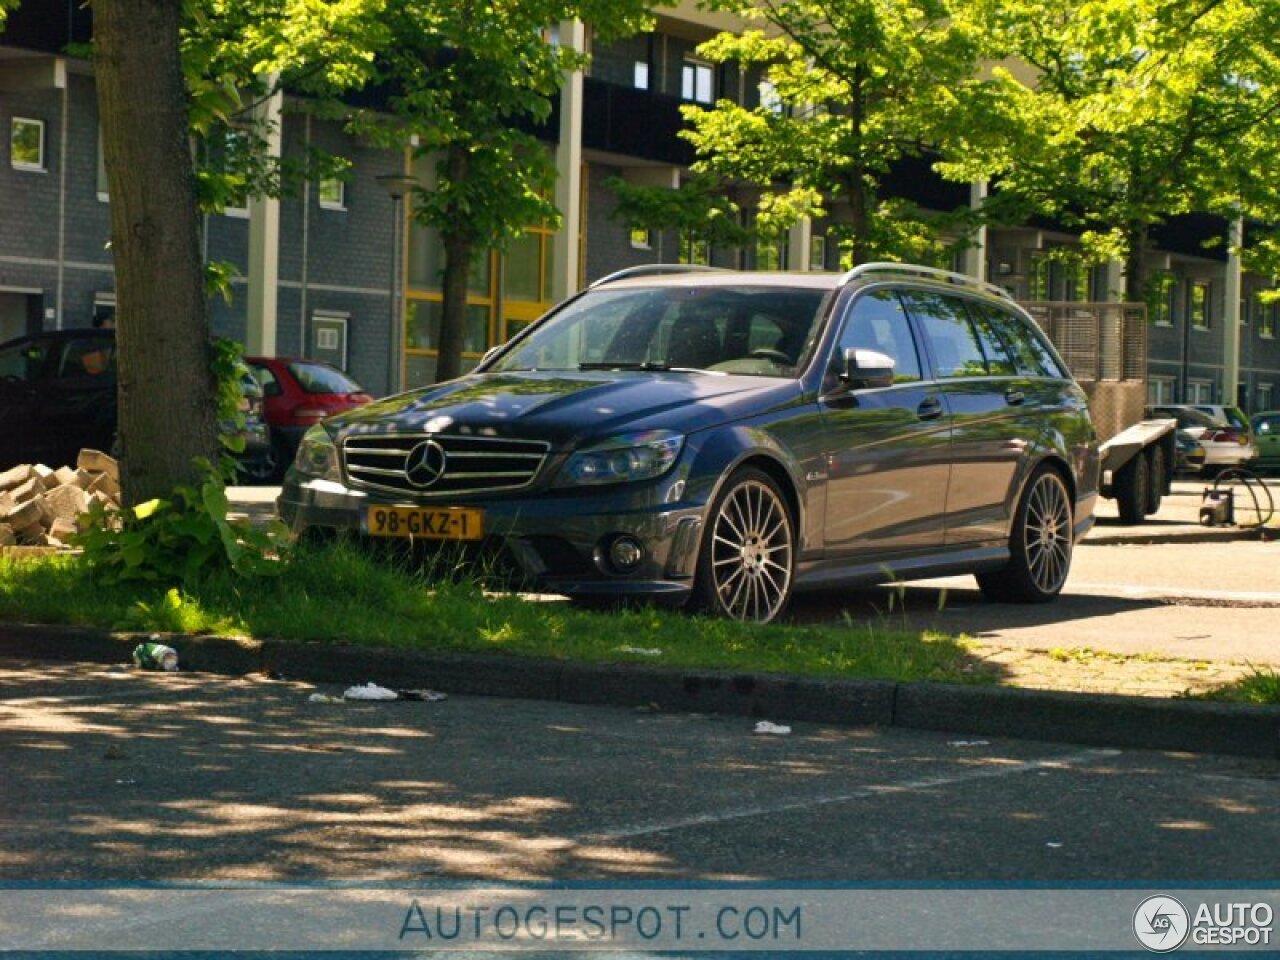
[2,661,1277,882]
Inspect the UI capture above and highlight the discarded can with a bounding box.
[133,642,179,672]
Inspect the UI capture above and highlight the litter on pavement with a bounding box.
[398,688,448,702]
[343,682,399,700]
[132,639,179,672]
[753,720,792,735]
[616,645,663,657]
[948,740,991,747]
[308,693,345,704]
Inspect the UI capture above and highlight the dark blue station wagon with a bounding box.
[280,263,1099,622]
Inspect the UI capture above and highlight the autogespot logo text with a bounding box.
[1133,896,1191,953]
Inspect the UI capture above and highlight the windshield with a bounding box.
[489,285,830,378]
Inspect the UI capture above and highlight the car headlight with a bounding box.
[293,424,340,481]
[553,430,685,488]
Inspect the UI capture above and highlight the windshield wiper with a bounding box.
[578,361,672,371]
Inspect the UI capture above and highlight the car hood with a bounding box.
[327,370,800,448]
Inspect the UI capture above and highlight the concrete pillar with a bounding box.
[1103,260,1125,302]
[961,181,988,280]
[246,78,283,356]
[1224,216,1244,405]
[787,218,813,272]
[552,21,586,301]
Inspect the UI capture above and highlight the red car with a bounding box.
[245,357,373,482]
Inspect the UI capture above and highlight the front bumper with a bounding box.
[278,475,706,601]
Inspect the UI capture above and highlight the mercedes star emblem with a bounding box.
[404,439,448,488]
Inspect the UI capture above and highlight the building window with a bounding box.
[678,231,710,266]
[755,240,784,272]
[318,176,346,210]
[1259,383,1274,411]
[208,126,252,217]
[629,227,653,250]
[1147,271,1175,326]
[809,235,827,271]
[681,59,714,105]
[1147,376,1175,405]
[1188,379,1214,404]
[1256,292,1276,338]
[758,80,782,114]
[96,128,109,201]
[10,117,45,171]
[633,61,649,90]
[1028,254,1050,300]
[1189,281,1210,330]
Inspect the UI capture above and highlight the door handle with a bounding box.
[917,396,944,421]
[1005,389,1026,406]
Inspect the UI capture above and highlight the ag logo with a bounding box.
[1134,895,1190,953]
[405,440,447,489]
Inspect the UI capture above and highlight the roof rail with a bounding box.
[588,264,728,289]
[838,262,1015,302]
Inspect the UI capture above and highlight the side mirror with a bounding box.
[840,348,895,390]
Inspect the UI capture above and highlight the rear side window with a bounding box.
[981,303,1068,379]
[252,363,282,397]
[899,291,987,379]
[57,337,115,378]
[963,302,1019,376]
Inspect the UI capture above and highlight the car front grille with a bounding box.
[341,433,550,497]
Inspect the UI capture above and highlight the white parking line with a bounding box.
[588,748,1118,841]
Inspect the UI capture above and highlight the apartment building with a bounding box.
[4,0,1279,409]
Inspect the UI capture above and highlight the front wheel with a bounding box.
[692,467,795,623]
[976,466,1073,604]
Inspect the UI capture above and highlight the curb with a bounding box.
[1084,524,1269,546]
[1,623,1276,760]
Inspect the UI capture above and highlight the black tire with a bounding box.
[691,467,795,623]
[976,466,1073,604]
[1145,445,1165,516]
[1114,455,1149,525]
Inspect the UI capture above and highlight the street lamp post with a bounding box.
[376,172,419,396]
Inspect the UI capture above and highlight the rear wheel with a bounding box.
[692,467,795,623]
[1145,445,1165,516]
[1113,454,1149,524]
[977,466,1073,604]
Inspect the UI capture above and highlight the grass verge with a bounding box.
[1190,669,1280,705]
[0,543,999,685]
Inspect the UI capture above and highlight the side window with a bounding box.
[837,290,922,383]
[0,342,45,382]
[900,291,987,379]
[964,302,1019,376]
[57,337,115,378]
[980,303,1067,378]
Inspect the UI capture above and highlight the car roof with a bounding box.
[595,271,841,292]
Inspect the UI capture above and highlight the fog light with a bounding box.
[609,536,644,573]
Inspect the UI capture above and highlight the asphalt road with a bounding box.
[2,660,1277,883]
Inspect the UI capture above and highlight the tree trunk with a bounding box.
[435,145,473,383]
[93,0,219,505]
[1123,221,1150,304]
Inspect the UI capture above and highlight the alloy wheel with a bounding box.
[708,478,793,622]
[1023,471,1072,595]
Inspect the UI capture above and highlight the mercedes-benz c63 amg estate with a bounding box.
[279,263,1099,623]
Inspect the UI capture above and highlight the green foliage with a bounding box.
[685,0,986,265]
[944,0,1280,295]
[605,174,751,251]
[71,461,290,585]
[210,336,250,470]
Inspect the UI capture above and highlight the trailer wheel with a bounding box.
[1145,446,1165,516]
[1114,455,1149,524]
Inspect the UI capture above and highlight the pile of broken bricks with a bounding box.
[0,449,121,553]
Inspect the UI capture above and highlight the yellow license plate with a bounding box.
[363,506,484,541]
